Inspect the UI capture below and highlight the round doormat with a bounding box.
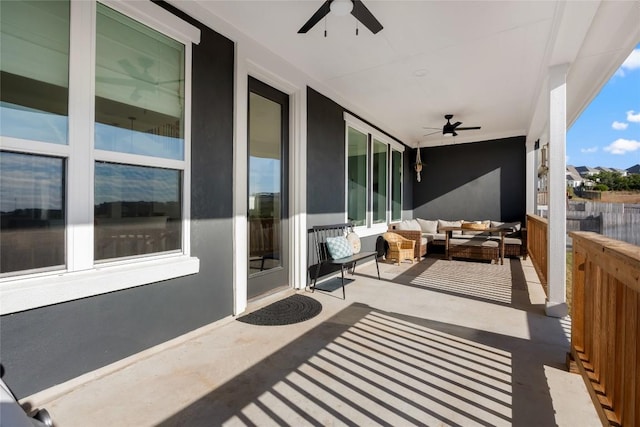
[237,294,322,326]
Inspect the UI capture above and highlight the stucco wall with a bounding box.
[0,4,236,398]
[305,87,412,279]
[412,136,526,223]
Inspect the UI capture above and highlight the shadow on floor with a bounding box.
[157,303,562,426]
[358,255,539,311]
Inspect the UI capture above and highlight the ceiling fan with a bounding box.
[298,0,383,35]
[424,114,482,137]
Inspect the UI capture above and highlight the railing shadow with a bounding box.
[157,303,559,426]
[356,254,540,311]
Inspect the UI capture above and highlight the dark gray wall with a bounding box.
[306,87,347,224]
[413,136,526,223]
[403,146,414,219]
[0,4,236,398]
[306,86,413,224]
[305,87,412,279]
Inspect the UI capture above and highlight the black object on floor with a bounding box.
[314,277,355,292]
[237,294,322,326]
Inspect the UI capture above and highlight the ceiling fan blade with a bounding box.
[351,0,383,34]
[456,126,481,130]
[452,131,458,137]
[422,127,440,130]
[423,131,441,136]
[452,121,462,128]
[298,0,332,33]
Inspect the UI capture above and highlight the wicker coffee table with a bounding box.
[447,237,499,263]
[441,226,505,264]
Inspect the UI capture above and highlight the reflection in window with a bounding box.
[94,162,181,261]
[348,127,367,227]
[0,0,69,144]
[0,152,65,274]
[95,3,185,160]
[372,139,387,224]
[392,149,402,221]
[248,92,282,274]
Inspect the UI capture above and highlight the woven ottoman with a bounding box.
[447,238,499,264]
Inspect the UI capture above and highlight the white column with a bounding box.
[546,64,569,318]
[233,48,249,316]
[525,139,537,215]
[67,1,96,271]
[290,88,308,291]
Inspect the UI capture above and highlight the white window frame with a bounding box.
[371,136,388,226]
[0,0,201,315]
[390,147,404,223]
[344,112,404,237]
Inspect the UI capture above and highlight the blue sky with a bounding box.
[567,44,640,170]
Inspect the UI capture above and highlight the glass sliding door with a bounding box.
[247,77,289,299]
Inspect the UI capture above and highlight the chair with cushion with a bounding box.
[383,232,416,265]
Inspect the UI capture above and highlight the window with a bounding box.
[344,113,404,234]
[391,150,402,221]
[93,2,185,262]
[347,127,367,227]
[0,0,70,145]
[0,152,66,274]
[0,0,200,314]
[372,138,388,224]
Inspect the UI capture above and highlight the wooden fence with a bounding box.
[565,201,640,246]
[569,231,640,426]
[526,214,548,293]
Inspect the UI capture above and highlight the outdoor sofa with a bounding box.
[388,218,527,260]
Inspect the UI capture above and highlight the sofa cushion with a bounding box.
[491,221,521,231]
[430,233,447,242]
[397,219,422,231]
[416,218,438,234]
[503,237,523,245]
[438,219,463,235]
[490,221,522,237]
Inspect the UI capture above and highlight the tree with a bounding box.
[590,171,640,191]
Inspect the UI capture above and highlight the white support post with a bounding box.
[546,64,569,318]
[233,47,249,317]
[525,139,537,215]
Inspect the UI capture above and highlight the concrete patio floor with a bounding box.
[23,255,599,426]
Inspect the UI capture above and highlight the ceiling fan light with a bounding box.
[331,0,353,16]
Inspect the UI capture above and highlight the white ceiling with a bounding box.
[179,0,640,148]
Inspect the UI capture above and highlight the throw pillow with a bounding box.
[461,221,487,230]
[346,232,361,254]
[461,220,491,235]
[326,236,353,259]
[397,219,421,231]
[416,218,438,234]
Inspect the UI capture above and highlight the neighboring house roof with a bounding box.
[627,164,640,174]
[612,168,628,176]
[575,166,599,176]
[566,166,583,182]
[596,166,612,173]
